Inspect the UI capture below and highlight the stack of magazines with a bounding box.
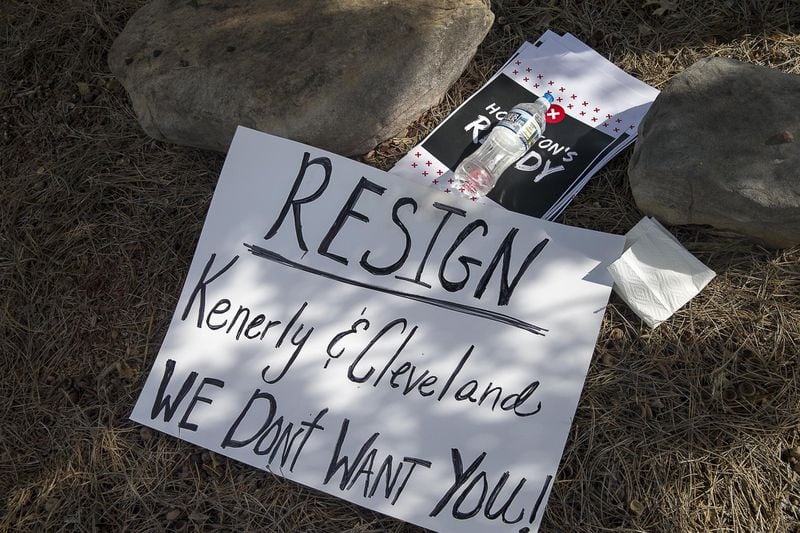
[390,31,659,220]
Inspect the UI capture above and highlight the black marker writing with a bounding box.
[395,202,466,289]
[431,448,551,528]
[324,418,431,505]
[324,320,541,419]
[221,389,327,472]
[325,311,369,366]
[178,376,224,432]
[265,151,332,252]
[258,152,554,312]
[181,254,239,329]
[474,230,549,306]
[319,176,386,265]
[149,358,225,434]
[360,197,417,275]
[261,302,314,384]
[150,358,198,422]
[244,244,546,336]
[347,318,413,383]
[179,255,314,382]
[439,219,489,293]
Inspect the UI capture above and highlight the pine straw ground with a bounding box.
[2,0,800,531]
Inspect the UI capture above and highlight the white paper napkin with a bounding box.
[607,217,716,328]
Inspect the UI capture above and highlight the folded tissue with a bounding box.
[607,216,716,328]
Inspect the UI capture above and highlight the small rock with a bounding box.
[788,446,800,460]
[44,498,59,513]
[106,78,122,92]
[638,23,654,36]
[650,398,664,409]
[117,360,135,380]
[76,82,90,96]
[108,0,494,155]
[721,386,737,403]
[737,381,756,398]
[188,511,209,521]
[210,453,222,468]
[166,509,181,521]
[629,57,800,248]
[589,29,605,47]
[139,427,153,441]
[629,499,645,516]
[767,130,794,144]
[644,0,677,17]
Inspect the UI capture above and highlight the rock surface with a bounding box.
[108,0,493,156]
[628,57,800,248]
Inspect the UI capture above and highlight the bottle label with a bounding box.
[497,108,542,150]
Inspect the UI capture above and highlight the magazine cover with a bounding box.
[391,31,659,220]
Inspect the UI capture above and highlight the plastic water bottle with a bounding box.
[454,93,554,197]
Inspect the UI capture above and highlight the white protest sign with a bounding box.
[132,127,624,532]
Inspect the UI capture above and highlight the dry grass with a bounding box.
[2,0,800,531]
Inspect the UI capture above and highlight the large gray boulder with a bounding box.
[108,0,493,156]
[628,57,800,248]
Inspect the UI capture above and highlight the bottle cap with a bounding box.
[543,93,555,104]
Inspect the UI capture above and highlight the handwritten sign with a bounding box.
[131,127,624,532]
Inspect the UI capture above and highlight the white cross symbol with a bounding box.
[547,108,561,121]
